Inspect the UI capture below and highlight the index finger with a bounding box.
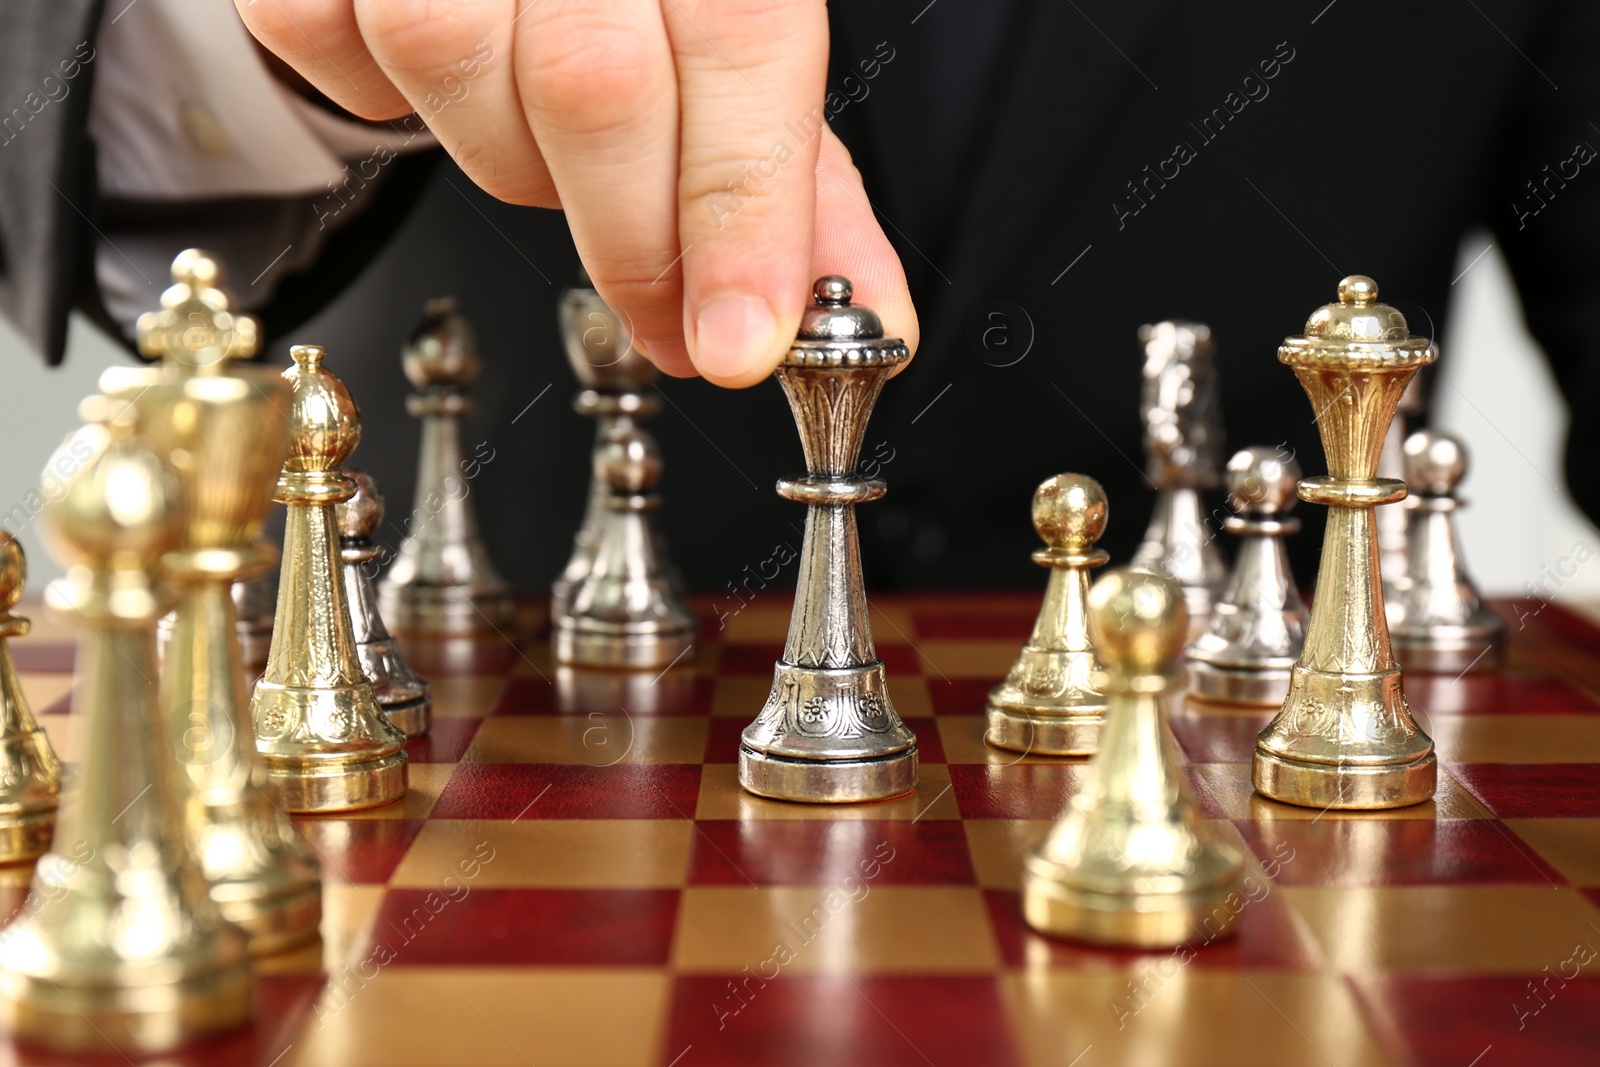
[666,0,827,387]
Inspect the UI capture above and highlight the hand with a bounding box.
[235,0,918,387]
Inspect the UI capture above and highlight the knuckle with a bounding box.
[355,0,492,77]
[519,15,662,131]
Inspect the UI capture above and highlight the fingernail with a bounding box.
[693,294,777,379]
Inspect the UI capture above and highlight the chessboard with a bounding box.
[6,591,1600,1067]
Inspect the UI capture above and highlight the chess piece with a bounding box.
[556,423,697,667]
[251,345,409,813]
[552,277,695,666]
[339,471,433,733]
[739,277,918,802]
[378,298,515,633]
[552,275,685,615]
[0,409,251,1053]
[1254,276,1437,810]
[1387,430,1506,673]
[112,248,321,953]
[985,474,1110,756]
[0,533,62,865]
[1378,374,1424,606]
[1187,447,1308,704]
[1130,320,1227,637]
[232,570,276,675]
[1022,569,1245,947]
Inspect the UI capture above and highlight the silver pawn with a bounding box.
[552,274,682,617]
[555,423,696,668]
[1379,374,1425,607]
[1388,429,1505,673]
[340,470,433,735]
[1130,320,1227,637]
[1187,447,1307,704]
[378,298,515,633]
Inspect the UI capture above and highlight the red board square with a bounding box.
[1353,975,1600,1067]
[951,763,1225,820]
[1452,764,1600,818]
[911,604,1037,641]
[1233,819,1566,887]
[705,717,747,763]
[291,818,426,884]
[688,819,975,886]
[371,888,678,966]
[1169,709,1273,763]
[398,637,519,677]
[488,676,560,713]
[430,763,703,819]
[984,888,1318,971]
[10,643,73,672]
[490,673,716,716]
[926,678,995,716]
[1405,672,1600,716]
[404,717,480,763]
[666,975,1020,1067]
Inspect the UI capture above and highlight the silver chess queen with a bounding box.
[738,277,918,803]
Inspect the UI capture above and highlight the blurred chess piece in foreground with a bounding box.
[1022,569,1244,946]
[0,532,62,866]
[0,403,251,1052]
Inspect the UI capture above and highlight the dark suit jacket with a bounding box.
[4,0,1598,595]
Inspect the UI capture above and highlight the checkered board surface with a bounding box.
[5,593,1600,1067]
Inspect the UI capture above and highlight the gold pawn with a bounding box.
[0,533,63,865]
[986,473,1110,755]
[119,248,322,953]
[0,407,251,1053]
[251,345,408,812]
[1022,569,1244,947]
[1253,276,1437,809]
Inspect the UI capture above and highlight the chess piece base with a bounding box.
[555,619,695,670]
[984,705,1102,756]
[379,587,516,635]
[737,745,917,804]
[0,954,252,1055]
[0,807,54,867]
[1390,612,1506,675]
[381,691,433,737]
[1252,747,1437,809]
[214,880,323,958]
[261,750,407,814]
[1186,660,1293,706]
[1020,867,1242,948]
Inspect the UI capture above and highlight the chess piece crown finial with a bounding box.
[599,424,663,496]
[1087,569,1188,682]
[1033,473,1108,558]
[42,416,182,593]
[404,297,481,390]
[282,345,361,483]
[1226,446,1301,518]
[1403,429,1467,496]
[337,469,385,542]
[0,533,27,637]
[1297,275,1422,348]
[136,248,260,371]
